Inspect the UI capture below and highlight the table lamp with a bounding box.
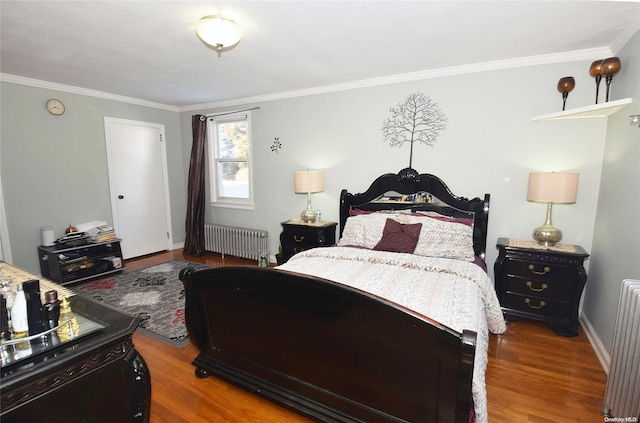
[294,170,324,223]
[527,172,579,246]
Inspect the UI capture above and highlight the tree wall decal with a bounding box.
[381,92,447,168]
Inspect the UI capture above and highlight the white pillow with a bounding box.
[404,214,475,261]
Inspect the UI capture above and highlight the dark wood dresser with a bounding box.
[494,237,589,337]
[280,220,337,262]
[1,266,150,422]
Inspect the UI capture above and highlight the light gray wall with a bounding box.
[0,83,187,274]
[182,60,609,278]
[582,29,640,358]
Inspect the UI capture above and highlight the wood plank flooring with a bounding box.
[125,250,607,423]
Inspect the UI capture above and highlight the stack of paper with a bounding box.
[74,221,118,243]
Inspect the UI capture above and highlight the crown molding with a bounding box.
[180,46,613,112]
[0,74,179,112]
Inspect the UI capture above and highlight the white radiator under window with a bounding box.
[602,279,640,420]
[204,223,268,262]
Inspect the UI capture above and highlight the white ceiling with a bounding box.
[1,1,639,109]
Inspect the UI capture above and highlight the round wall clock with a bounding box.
[46,98,65,115]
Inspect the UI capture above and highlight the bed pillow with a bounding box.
[404,214,476,261]
[338,213,393,249]
[373,219,422,254]
[338,213,475,261]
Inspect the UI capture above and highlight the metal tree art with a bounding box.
[382,92,447,168]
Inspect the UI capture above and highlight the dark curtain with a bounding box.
[183,115,207,256]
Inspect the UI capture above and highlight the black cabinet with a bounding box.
[1,263,150,422]
[280,221,337,262]
[38,240,124,285]
[494,237,589,337]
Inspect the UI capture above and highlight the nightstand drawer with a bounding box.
[280,232,325,247]
[505,275,570,301]
[506,260,575,283]
[503,293,570,319]
[281,224,335,246]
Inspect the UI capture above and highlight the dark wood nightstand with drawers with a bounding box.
[494,237,589,337]
[280,220,337,263]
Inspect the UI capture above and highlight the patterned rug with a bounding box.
[74,260,210,348]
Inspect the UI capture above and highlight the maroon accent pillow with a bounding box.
[373,219,422,254]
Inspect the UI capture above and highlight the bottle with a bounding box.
[57,297,79,342]
[1,281,15,311]
[23,279,45,338]
[11,284,29,340]
[1,281,14,339]
[1,297,9,340]
[43,290,61,330]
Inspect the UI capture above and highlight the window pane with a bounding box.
[218,161,249,198]
[217,120,248,159]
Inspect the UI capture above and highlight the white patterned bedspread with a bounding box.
[277,246,506,423]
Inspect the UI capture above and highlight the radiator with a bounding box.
[602,279,640,419]
[204,223,269,262]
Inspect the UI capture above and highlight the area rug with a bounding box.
[74,260,210,348]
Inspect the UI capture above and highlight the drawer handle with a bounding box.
[526,281,548,292]
[294,235,305,243]
[525,298,546,309]
[528,264,550,276]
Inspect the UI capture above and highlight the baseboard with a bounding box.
[172,242,184,250]
[580,311,610,375]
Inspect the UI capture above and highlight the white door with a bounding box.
[104,118,172,259]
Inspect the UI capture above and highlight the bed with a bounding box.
[179,167,506,423]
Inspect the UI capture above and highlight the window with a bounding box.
[208,111,253,208]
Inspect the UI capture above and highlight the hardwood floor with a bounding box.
[126,250,607,423]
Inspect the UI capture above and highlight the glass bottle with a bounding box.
[1,281,15,311]
[57,297,79,342]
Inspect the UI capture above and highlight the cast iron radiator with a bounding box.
[204,223,269,262]
[602,279,640,419]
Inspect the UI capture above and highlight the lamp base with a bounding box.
[532,224,562,246]
[300,208,318,223]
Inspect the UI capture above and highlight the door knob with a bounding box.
[117,195,124,199]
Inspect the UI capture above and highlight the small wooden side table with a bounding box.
[494,237,589,337]
[280,220,337,263]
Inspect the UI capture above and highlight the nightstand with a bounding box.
[280,220,337,262]
[494,237,589,337]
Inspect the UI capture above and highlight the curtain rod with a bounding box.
[206,106,260,118]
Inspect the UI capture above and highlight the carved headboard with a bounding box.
[339,168,490,258]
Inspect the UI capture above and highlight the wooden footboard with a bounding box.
[180,265,476,423]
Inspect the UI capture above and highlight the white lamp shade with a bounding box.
[195,15,242,50]
[294,170,324,194]
[527,172,579,203]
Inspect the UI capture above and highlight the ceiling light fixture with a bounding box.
[195,15,242,57]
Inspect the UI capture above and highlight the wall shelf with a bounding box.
[532,98,632,121]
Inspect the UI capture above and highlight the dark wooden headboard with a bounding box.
[339,167,490,258]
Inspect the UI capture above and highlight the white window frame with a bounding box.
[208,111,254,209]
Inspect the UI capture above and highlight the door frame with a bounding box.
[104,117,173,256]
